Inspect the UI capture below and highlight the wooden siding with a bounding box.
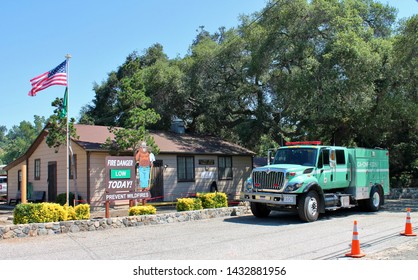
[88,153,107,208]
[160,154,252,201]
[5,140,253,206]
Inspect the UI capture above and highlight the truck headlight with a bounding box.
[284,182,303,192]
[244,177,253,192]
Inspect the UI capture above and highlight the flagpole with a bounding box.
[65,54,71,205]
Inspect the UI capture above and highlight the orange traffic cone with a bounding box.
[345,220,366,258]
[400,208,416,236]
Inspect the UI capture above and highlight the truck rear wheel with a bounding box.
[364,186,382,212]
[298,191,319,222]
[250,202,271,218]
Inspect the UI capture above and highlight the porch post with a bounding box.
[21,164,27,203]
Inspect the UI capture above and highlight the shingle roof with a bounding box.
[74,124,255,155]
[4,124,254,171]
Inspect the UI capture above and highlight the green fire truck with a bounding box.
[242,141,390,222]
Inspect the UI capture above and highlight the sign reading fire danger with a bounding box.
[104,156,150,201]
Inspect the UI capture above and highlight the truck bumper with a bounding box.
[242,192,297,205]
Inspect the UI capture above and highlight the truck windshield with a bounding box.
[273,148,318,166]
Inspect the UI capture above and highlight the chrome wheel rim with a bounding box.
[372,191,380,207]
[308,197,318,217]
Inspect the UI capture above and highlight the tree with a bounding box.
[1,116,46,164]
[45,96,77,152]
[383,15,418,179]
[241,0,398,146]
[103,72,160,155]
[77,0,417,185]
[0,125,7,164]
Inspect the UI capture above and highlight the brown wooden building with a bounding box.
[4,124,255,208]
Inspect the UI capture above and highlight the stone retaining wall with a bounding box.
[0,206,251,240]
[388,188,418,199]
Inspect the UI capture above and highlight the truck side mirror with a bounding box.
[267,149,275,165]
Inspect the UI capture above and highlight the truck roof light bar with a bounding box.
[285,141,322,146]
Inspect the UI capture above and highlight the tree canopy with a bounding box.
[2,0,417,185]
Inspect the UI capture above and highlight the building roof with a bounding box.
[4,124,255,171]
[73,124,255,155]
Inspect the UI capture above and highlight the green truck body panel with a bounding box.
[347,148,390,196]
[242,144,390,213]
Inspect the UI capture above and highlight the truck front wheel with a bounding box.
[298,191,320,222]
[250,202,271,218]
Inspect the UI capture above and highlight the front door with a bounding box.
[150,160,164,201]
[317,148,333,190]
[48,161,57,202]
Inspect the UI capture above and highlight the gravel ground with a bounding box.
[363,237,418,260]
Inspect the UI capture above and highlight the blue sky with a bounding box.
[0,0,416,131]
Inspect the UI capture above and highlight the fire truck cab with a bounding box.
[242,142,390,222]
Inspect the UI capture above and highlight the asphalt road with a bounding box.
[0,200,417,260]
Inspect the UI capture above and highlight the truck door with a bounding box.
[318,148,349,190]
[333,149,349,188]
[317,148,333,190]
[328,148,341,188]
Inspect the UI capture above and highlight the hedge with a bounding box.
[13,203,90,224]
[176,197,203,212]
[176,192,228,211]
[129,205,157,216]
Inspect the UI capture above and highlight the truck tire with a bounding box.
[298,191,319,222]
[364,186,382,212]
[250,202,271,218]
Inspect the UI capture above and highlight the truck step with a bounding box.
[325,204,357,211]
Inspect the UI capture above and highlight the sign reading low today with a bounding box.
[105,156,136,199]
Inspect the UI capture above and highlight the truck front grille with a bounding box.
[252,170,285,190]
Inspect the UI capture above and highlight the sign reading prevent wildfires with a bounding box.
[105,156,150,201]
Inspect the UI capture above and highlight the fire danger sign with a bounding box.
[104,156,150,201]
[105,156,136,193]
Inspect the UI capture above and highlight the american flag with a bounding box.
[28,60,67,96]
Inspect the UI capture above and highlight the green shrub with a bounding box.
[56,192,83,206]
[13,202,91,224]
[197,192,228,209]
[129,205,157,216]
[13,203,33,224]
[13,203,66,224]
[63,204,76,220]
[74,204,90,220]
[38,203,67,222]
[176,197,203,211]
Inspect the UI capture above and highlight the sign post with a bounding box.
[104,156,150,218]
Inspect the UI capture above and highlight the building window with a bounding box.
[18,170,22,191]
[177,156,194,182]
[218,156,233,180]
[34,159,41,180]
[69,154,77,179]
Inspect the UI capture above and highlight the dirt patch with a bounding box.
[365,238,418,260]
